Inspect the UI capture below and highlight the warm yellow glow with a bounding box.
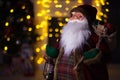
[49,28,53,32]
[37,57,44,64]
[10,9,14,13]
[100,0,105,5]
[55,4,62,8]
[35,24,40,29]
[39,36,44,41]
[40,21,47,28]
[95,0,99,4]
[44,33,48,37]
[78,0,83,4]
[26,15,31,19]
[7,37,10,41]
[47,16,52,20]
[63,12,67,17]
[42,10,47,15]
[105,8,109,12]
[55,33,59,37]
[65,0,70,4]
[96,15,102,21]
[43,4,50,8]
[99,12,103,16]
[65,18,69,22]
[20,18,24,22]
[47,1,52,3]
[103,14,107,18]
[5,22,9,26]
[22,5,26,9]
[72,5,78,9]
[37,13,42,17]
[42,0,50,3]
[36,47,40,53]
[36,1,41,4]
[49,34,53,37]
[36,37,40,41]
[28,27,32,32]
[30,56,34,61]
[65,7,69,11]
[55,28,59,32]
[55,11,62,16]
[54,0,58,4]
[92,0,106,21]
[60,30,62,33]
[37,10,47,17]
[4,46,8,51]
[46,9,50,13]
[58,22,63,26]
[106,2,109,5]
[41,44,46,51]
[96,3,100,7]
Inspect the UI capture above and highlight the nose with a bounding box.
[70,15,83,21]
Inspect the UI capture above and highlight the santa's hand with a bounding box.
[73,65,78,70]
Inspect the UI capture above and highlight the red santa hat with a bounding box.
[70,5,97,26]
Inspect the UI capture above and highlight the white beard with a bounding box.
[60,18,91,56]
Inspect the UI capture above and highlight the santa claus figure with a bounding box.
[54,5,110,80]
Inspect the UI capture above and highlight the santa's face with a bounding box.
[60,12,91,56]
[69,12,85,21]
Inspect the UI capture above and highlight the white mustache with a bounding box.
[68,19,82,23]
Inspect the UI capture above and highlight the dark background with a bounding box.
[108,0,120,63]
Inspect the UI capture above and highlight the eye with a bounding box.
[78,15,82,18]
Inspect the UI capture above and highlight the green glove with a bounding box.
[46,45,59,58]
[83,48,99,59]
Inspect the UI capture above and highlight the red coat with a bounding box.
[54,32,110,80]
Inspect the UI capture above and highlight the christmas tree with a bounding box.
[0,0,37,56]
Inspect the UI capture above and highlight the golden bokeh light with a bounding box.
[10,9,14,13]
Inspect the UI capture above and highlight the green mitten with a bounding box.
[83,48,99,59]
[46,45,59,58]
